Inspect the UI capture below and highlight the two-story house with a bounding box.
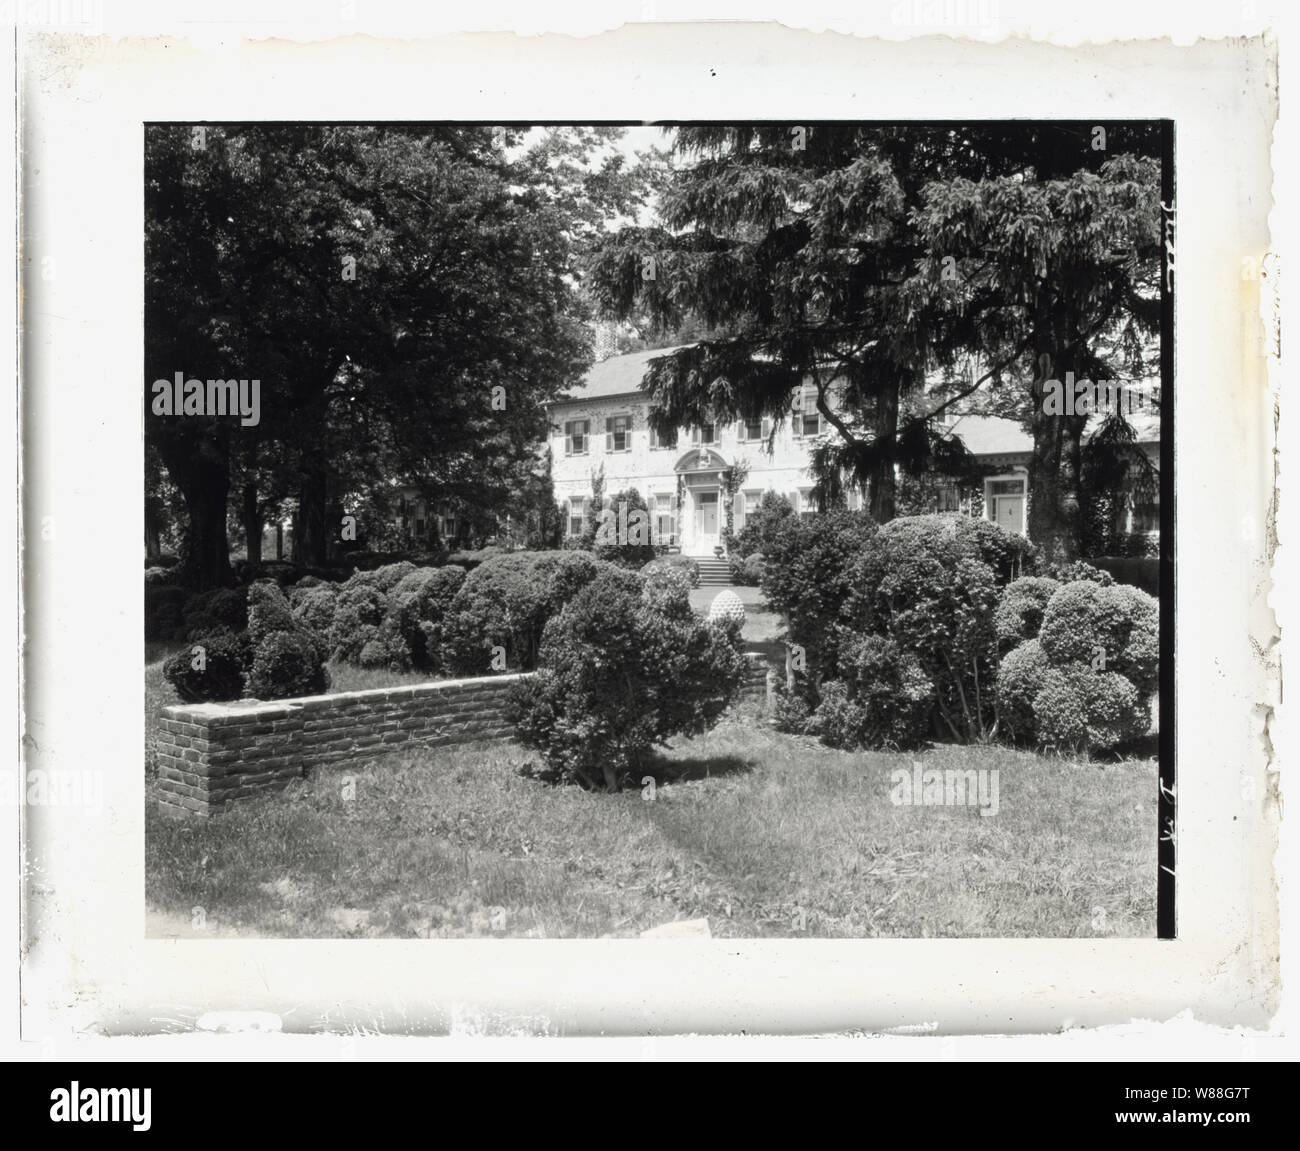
[546,347,1161,557]
[549,347,846,555]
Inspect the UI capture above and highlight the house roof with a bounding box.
[554,349,1162,451]
[945,415,1033,456]
[553,346,693,405]
[944,406,1161,459]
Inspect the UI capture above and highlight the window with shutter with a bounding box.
[567,497,588,537]
[732,490,746,529]
[565,420,589,456]
[793,387,822,436]
[653,493,675,544]
[607,414,632,451]
[649,423,674,450]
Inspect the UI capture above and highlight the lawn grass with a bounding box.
[145,708,1157,940]
[145,583,1155,940]
[688,584,784,646]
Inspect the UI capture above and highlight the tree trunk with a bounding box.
[867,375,900,524]
[242,481,263,566]
[173,443,232,590]
[296,461,329,568]
[1026,328,1086,563]
[275,520,284,560]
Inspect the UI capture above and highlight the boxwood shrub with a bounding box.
[994,577,1060,650]
[181,587,249,640]
[643,554,700,588]
[162,632,252,703]
[997,578,1158,752]
[245,580,329,699]
[510,565,746,791]
[445,551,605,675]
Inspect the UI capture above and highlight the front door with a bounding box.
[995,495,1025,535]
[694,490,720,553]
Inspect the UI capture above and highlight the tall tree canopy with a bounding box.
[586,123,1162,555]
[146,125,650,587]
[914,123,1162,560]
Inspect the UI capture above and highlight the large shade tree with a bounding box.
[914,123,1163,561]
[585,124,1013,522]
[586,123,1162,554]
[146,125,649,587]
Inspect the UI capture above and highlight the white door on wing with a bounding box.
[996,495,1025,535]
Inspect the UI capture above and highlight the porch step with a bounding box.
[692,557,733,587]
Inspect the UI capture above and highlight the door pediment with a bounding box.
[673,447,729,475]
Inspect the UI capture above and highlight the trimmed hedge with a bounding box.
[290,582,341,636]
[809,636,934,750]
[643,554,700,589]
[1038,581,1158,693]
[995,638,1050,741]
[445,551,606,675]
[388,565,466,672]
[510,564,747,790]
[997,578,1158,751]
[247,630,330,699]
[994,577,1060,649]
[1032,666,1149,751]
[843,515,1016,743]
[1089,555,1160,596]
[245,581,330,699]
[162,632,251,703]
[181,587,249,640]
[327,582,388,663]
[760,509,878,685]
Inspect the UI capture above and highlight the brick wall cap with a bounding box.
[161,672,532,722]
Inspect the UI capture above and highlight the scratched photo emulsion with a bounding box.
[143,121,1172,940]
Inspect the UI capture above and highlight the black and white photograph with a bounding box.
[142,119,1171,940]
[12,13,1283,1069]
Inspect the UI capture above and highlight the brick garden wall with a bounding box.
[156,656,771,821]
[156,674,525,820]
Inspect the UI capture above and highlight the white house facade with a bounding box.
[546,347,1161,558]
[548,347,852,556]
